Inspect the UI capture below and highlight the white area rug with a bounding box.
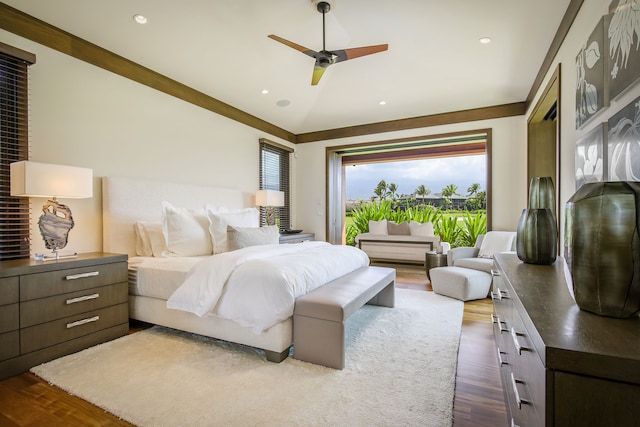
[32,289,463,427]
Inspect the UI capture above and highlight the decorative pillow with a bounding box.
[134,221,166,257]
[387,221,410,235]
[161,201,212,257]
[207,207,260,253]
[409,221,434,237]
[368,219,388,235]
[478,231,516,258]
[227,225,279,251]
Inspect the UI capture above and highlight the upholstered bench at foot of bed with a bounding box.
[293,266,395,370]
[430,266,492,301]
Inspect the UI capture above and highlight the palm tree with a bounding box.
[373,180,388,200]
[387,182,399,200]
[441,184,459,209]
[466,183,481,197]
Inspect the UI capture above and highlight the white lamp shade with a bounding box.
[255,189,284,207]
[10,161,93,199]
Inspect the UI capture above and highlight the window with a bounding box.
[0,43,35,260]
[259,138,293,230]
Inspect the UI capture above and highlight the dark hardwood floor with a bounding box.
[0,263,506,426]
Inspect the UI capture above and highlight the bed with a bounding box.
[101,176,372,362]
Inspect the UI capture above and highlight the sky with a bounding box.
[345,154,487,201]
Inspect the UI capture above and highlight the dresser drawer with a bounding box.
[0,330,19,360]
[21,302,128,354]
[0,303,19,334]
[20,282,128,328]
[508,308,544,427]
[0,277,19,305]
[20,262,127,301]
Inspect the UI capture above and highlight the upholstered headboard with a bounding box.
[102,176,244,257]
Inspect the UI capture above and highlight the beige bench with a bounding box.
[293,266,395,369]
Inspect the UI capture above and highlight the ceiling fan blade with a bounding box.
[312,63,328,86]
[268,34,318,59]
[332,44,389,63]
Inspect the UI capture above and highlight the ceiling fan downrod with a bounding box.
[317,1,331,52]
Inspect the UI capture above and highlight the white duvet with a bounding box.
[167,241,369,334]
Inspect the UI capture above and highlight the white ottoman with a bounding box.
[430,266,492,301]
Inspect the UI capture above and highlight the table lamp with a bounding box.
[255,189,284,227]
[10,161,93,259]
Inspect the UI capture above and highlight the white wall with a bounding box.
[526,0,640,247]
[0,30,293,256]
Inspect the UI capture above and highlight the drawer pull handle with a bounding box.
[66,316,100,329]
[497,347,507,366]
[510,327,529,355]
[66,293,99,305]
[491,269,500,277]
[490,290,502,301]
[65,271,99,280]
[511,418,521,427]
[492,314,508,333]
[510,372,529,409]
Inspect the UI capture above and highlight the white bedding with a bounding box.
[129,256,203,299]
[167,241,370,333]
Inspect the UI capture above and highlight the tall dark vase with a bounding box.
[516,208,557,265]
[528,176,556,221]
[565,182,640,318]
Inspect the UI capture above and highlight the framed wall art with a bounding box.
[607,0,640,101]
[607,95,640,181]
[576,123,607,190]
[576,17,607,129]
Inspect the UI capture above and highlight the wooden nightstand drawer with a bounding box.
[0,303,19,334]
[20,302,128,354]
[20,282,128,328]
[21,262,127,301]
[0,330,19,360]
[0,277,19,305]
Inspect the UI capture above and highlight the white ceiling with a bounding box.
[3,0,571,135]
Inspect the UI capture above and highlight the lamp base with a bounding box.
[38,198,75,253]
[265,206,279,227]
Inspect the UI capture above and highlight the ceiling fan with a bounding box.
[268,1,388,85]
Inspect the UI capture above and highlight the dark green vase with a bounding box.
[565,182,640,318]
[529,176,556,222]
[516,208,557,265]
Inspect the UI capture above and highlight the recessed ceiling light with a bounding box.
[276,99,291,107]
[379,100,387,106]
[133,14,148,24]
[261,89,269,95]
[479,37,492,44]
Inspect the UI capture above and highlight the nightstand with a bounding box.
[0,252,128,380]
[279,232,315,244]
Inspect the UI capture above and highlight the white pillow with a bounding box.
[368,219,388,235]
[409,221,434,237]
[134,221,166,257]
[207,207,260,253]
[478,231,516,258]
[161,201,212,257]
[227,225,279,251]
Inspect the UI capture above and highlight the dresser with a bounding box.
[491,253,640,426]
[0,252,128,380]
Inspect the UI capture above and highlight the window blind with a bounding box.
[0,45,34,260]
[259,138,292,231]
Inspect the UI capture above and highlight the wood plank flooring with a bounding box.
[0,263,506,426]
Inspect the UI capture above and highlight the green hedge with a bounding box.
[345,200,486,248]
